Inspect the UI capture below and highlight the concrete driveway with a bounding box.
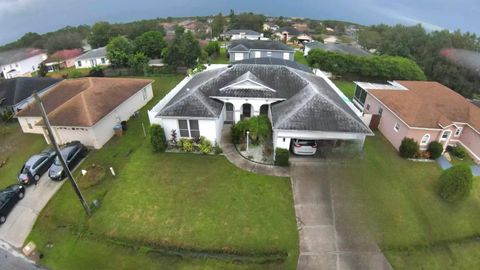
[291,159,392,270]
[0,174,66,248]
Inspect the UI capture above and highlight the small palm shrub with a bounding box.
[438,165,473,203]
[150,125,167,152]
[275,148,290,167]
[451,146,468,159]
[399,137,419,158]
[179,138,194,152]
[427,141,443,159]
[199,137,212,154]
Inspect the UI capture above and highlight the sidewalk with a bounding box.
[436,155,480,176]
[219,125,290,177]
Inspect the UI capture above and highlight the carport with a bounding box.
[273,129,368,158]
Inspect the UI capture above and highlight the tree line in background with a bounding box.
[358,24,480,98]
[307,50,427,81]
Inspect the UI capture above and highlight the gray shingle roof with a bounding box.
[75,47,107,61]
[0,48,45,66]
[305,42,370,56]
[228,40,293,52]
[271,70,371,133]
[157,63,370,134]
[0,77,62,107]
[472,100,480,108]
[224,29,261,36]
[234,58,312,73]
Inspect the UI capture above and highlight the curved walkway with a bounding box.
[220,125,290,177]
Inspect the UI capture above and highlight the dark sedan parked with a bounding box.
[49,142,87,181]
[0,184,25,224]
[18,149,56,185]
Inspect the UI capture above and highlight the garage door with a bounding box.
[235,53,244,61]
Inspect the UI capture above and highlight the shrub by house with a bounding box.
[150,124,167,152]
[399,137,419,158]
[438,165,474,203]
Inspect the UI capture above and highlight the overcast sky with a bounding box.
[1,0,479,45]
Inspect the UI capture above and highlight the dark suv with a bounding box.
[18,149,56,185]
[49,142,88,181]
[0,184,25,224]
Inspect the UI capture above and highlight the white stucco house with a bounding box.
[222,29,266,40]
[148,60,372,155]
[16,77,153,149]
[227,40,295,62]
[0,48,47,79]
[74,47,110,69]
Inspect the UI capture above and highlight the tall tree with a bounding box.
[211,13,225,37]
[134,31,166,59]
[106,36,134,67]
[163,31,201,68]
[88,21,117,48]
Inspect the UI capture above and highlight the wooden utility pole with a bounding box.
[32,92,91,216]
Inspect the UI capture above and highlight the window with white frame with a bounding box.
[283,52,290,60]
[420,134,430,145]
[378,107,383,115]
[267,51,272,57]
[454,127,463,137]
[441,130,451,140]
[142,88,147,100]
[394,122,400,132]
[254,51,261,58]
[366,104,370,111]
[77,61,82,67]
[178,120,200,138]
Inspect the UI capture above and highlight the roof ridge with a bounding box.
[160,68,229,114]
[289,68,369,130]
[274,85,315,128]
[193,91,217,116]
[80,91,93,125]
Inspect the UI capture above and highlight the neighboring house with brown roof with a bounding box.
[353,80,480,163]
[43,49,84,72]
[16,77,153,149]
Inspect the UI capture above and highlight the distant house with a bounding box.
[263,22,279,32]
[43,49,84,72]
[0,77,61,115]
[304,41,371,57]
[0,48,47,79]
[148,61,372,154]
[74,47,109,69]
[227,40,294,62]
[275,27,312,43]
[354,81,480,164]
[16,77,153,149]
[222,29,264,40]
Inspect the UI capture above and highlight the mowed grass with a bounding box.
[0,123,47,189]
[332,80,356,99]
[210,47,229,64]
[334,134,480,269]
[294,51,308,66]
[28,74,299,269]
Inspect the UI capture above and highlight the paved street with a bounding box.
[0,240,46,270]
[0,175,65,248]
[291,160,392,270]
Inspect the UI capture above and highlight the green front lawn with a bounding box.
[28,74,299,269]
[0,123,47,189]
[335,134,480,269]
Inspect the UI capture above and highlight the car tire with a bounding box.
[34,174,40,182]
[0,216,6,224]
[18,192,25,200]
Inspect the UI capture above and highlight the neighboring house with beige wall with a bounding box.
[16,77,153,149]
[353,80,480,163]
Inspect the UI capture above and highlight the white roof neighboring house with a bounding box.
[74,47,110,69]
[0,48,47,79]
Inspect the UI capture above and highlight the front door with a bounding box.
[225,103,234,123]
[243,104,252,118]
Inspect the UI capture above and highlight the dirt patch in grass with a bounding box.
[78,165,106,189]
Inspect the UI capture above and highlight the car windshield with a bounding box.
[53,156,62,166]
[297,140,316,146]
[21,165,30,174]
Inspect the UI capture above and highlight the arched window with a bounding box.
[420,134,431,145]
